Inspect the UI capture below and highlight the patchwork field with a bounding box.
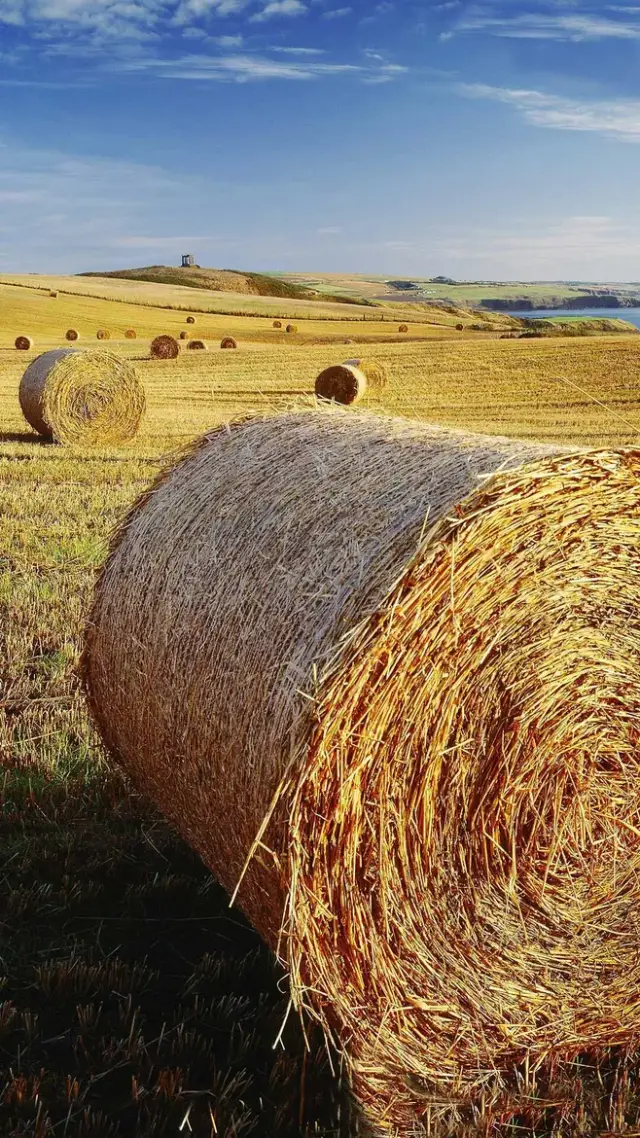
[2,278,640,1137]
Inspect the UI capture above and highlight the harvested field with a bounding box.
[2,277,640,1136]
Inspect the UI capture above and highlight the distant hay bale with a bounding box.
[96,329,111,341]
[187,340,208,351]
[14,336,33,351]
[343,357,389,390]
[315,364,367,406]
[179,331,189,341]
[456,322,464,331]
[83,408,640,1135]
[286,325,297,334]
[398,324,409,333]
[49,291,58,299]
[220,337,237,350]
[65,329,80,342]
[150,335,180,360]
[186,316,196,325]
[124,329,137,340]
[273,321,282,329]
[19,349,145,446]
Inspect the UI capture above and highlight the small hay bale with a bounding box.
[83,409,640,1132]
[186,316,196,325]
[124,329,137,340]
[150,335,180,360]
[343,357,389,390]
[273,320,282,329]
[179,331,189,341]
[49,291,58,299]
[65,329,80,342]
[456,322,464,331]
[19,349,145,446]
[96,329,111,341]
[15,336,33,351]
[220,337,237,350]
[398,323,408,333]
[286,324,297,334]
[315,364,366,406]
[187,340,208,351]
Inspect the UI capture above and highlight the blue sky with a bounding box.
[1,0,640,279]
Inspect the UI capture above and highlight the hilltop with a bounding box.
[80,265,373,307]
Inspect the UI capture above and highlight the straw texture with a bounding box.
[344,357,389,390]
[82,409,640,1135]
[15,336,33,351]
[315,364,367,406]
[220,337,237,350]
[19,348,145,446]
[150,335,179,360]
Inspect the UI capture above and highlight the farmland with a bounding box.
[2,276,640,1136]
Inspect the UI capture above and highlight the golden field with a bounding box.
[1,277,640,1137]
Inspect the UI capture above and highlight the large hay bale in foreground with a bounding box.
[220,336,237,350]
[314,363,367,406]
[65,329,80,342]
[344,357,389,390]
[15,336,33,351]
[82,409,640,1134]
[150,335,179,360]
[20,349,145,446]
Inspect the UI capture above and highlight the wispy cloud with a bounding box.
[0,0,310,37]
[250,0,306,20]
[449,4,640,41]
[459,83,640,142]
[116,49,362,79]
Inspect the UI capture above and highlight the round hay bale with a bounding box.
[65,329,80,342]
[398,324,408,333]
[179,331,189,341]
[273,320,282,329]
[19,349,145,446]
[343,357,389,390]
[96,329,111,341]
[187,340,208,351]
[220,337,237,350]
[124,329,137,340]
[456,322,464,331]
[14,336,33,351]
[186,316,196,325]
[49,291,58,299]
[314,364,367,406]
[150,335,180,360]
[82,408,640,1133]
[286,325,297,334]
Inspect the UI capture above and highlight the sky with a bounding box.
[1,0,640,279]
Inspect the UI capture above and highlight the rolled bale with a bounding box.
[314,364,367,407]
[456,322,464,331]
[82,408,640,1134]
[187,340,208,351]
[286,325,297,334]
[273,320,282,329]
[398,323,408,333]
[124,329,137,340]
[96,329,111,341]
[186,316,196,325]
[220,337,237,350]
[49,291,58,299]
[19,349,145,446]
[65,329,80,342]
[179,331,189,341]
[15,336,33,351]
[150,335,180,360]
[343,357,389,390]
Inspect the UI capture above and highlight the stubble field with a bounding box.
[2,277,640,1137]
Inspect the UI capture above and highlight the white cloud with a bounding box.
[459,84,640,142]
[117,49,360,79]
[449,3,640,41]
[322,5,351,16]
[250,0,306,20]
